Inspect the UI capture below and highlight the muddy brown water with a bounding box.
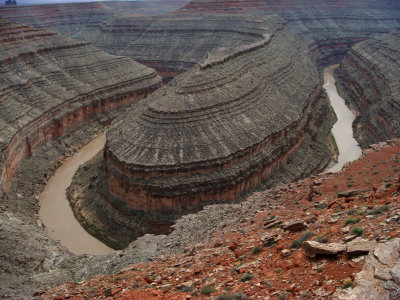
[323,65,362,173]
[39,133,113,255]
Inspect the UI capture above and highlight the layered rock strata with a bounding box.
[74,14,275,75]
[179,0,400,66]
[0,1,188,37]
[104,17,333,227]
[336,30,400,147]
[0,19,161,193]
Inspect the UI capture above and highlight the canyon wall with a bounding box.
[0,1,188,36]
[178,0,400,66]
[336,30,400,148]
[74,14,275,75]
[0,19,162,193]
[104,16,333,227]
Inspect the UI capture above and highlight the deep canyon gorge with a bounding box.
[0,0,400,299]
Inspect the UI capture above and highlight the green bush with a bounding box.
[367,205,390,215]
[201,284,217,295]
[238,273,254,282]
[351,227,364,236]
[344,217,361,225]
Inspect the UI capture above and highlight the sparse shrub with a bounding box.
[367,205,390,215]
[291,231,314,249]
[347,208,356,215]
[344,217,361,225]
[239,273,254,282]
[274,267,282,274]
[316,202,327,210]
[251,246,262,255]
[201,284,217,295]
[217,292,248,300]
[299,231,314,244]
[290,240,300,249]
[317,267,324,272]
[277,294,286,300]
[231,263,244,274]
[180,286,194,293]
[315,236,329,243]
[351,227,364,236]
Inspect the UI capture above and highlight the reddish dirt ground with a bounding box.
[40,140,400,299]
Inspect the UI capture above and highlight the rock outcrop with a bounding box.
[104,16,333,229]
[336,30,400,148]
[0,19,161,193]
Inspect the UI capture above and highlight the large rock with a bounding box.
[302,241,346,258]
[334,239,400,300]
[346,238,377,255]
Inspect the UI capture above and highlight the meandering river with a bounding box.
[38,65,362,255]
[323,65,362,172]
[39,133,113,255]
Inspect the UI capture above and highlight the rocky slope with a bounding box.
[97,16,334,245]
[0,1,188,37]
[41,139,400,299]
[0,18,161,194]
[335,30,400,148]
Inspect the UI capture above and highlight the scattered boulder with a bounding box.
[260,233,281,246]
[283,219,307,232]
[302,241,346,258]
[337,190,359,198]
[346,238,377,255]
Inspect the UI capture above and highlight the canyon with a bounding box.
[336,30,400,148]
[0,0,399,298]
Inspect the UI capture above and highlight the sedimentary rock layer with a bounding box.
[336,30,400,147]
[0,1,188,36]
[74,14,274,74]
[104,16,331,223]
[0,19,161,192]
[178,0,400,65]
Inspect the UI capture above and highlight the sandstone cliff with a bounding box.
[336,30,400,148]
[103,16,333,233]
[0,19,161,193]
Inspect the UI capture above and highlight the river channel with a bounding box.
[39,133,113,255]
[323,65,362,172]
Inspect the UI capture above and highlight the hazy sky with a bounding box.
[3,0,140,4]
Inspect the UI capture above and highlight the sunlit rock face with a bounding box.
[104,16,332,224]
[0,18,161,192]
[336,30,400,148]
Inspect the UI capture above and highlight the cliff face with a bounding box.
[71,0,400,74]
[336,30,400,148]
[104,16,333,226]
[0,1,188,36]
[0,19,162,193]
[178,0,400,66]
[74,14,276,75]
